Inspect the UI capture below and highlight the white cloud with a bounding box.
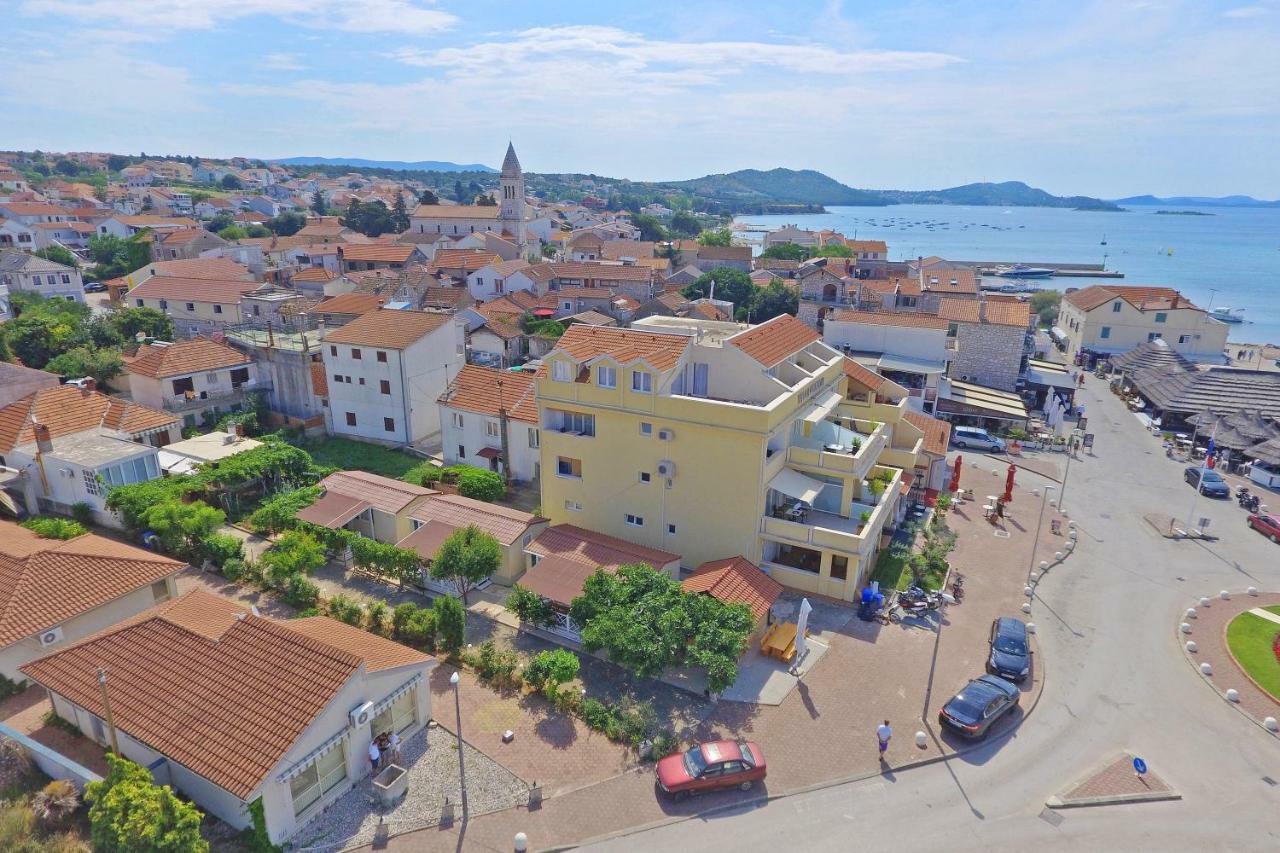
[19,0,455,35]
[263,52,306,71]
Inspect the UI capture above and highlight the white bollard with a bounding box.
[1064,541,1075,551]
[1199,597,1210,607]
[915,731,927,748]
[1069,530,1078,540]
[1200,662,1213,675]
[1226,689,1240,703]
[1180,622,1192,634]
[514,832,529,852]
[1026,622,1037,634]
[1030,572,1039,582]
[1032,488,1041,497]
[1054,552,1064,561]
[1068,520,1077,529]
[1049,499,1058,508]
[1185,641,1197,653]
[1265,717,1279,732]
[1021,602,1032,614]
[1040,561,1049,570]
[1024,586,1034,597]
[1220,590,1230,600]
[1248,587,1259,596]
[1186,608,1197,619]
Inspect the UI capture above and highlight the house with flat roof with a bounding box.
[823,310,953,412]
[0,520,182,681]
[21,589,435,846]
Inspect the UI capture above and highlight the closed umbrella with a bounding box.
[793,597,812,668]
[949,455,962,493]
[1002,464,1016,503]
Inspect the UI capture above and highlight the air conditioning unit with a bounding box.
[58,468,73,479]
[657,428,674,441]
[656,460,676,478]
[39,626,64,648]
[349,701,375,729]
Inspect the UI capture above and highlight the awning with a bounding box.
[395,519,458,561]
[278,727,350,783]
[802,389,845,425]
[768,468,828,504]
[373,674,423,716]
[877,353,948,375]
[476,447,502,460]
[157,450,198,475]
[295,491,371,528]
[1050,326,1069,342]
[1023,361,1075,389]
[532,308,556,317]
[937,380,1029,422]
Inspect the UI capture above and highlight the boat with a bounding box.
[1101,234,1107,245]
[1209,307,1245,324]
[995,264,1056,278]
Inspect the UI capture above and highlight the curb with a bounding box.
[1220,611,1280,710]
[1045,790,1182,809]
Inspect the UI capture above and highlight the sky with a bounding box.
[4,0,1279,198]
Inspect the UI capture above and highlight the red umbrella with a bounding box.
[949,455,962,493]
[1002,463,1016,503]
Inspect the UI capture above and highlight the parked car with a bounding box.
[655,740,766,799]
[1184,466,1230,498]
[952,426,1007,453]
[83,281,107,293]
[987,617,1030,682]
[1247,513,1280,543]
[938,675,1020,739]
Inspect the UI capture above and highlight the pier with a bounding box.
[969,261,1124,279]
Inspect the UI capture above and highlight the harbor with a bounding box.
[971,261,1124,279]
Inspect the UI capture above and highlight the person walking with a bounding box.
[877,720,892,761]
[368,739,381,775]
[388,730,401,764]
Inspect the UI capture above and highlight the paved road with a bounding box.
[585,376,1280,852]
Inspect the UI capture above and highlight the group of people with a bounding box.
[367,730,401,774]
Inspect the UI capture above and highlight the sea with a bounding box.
[732,204,1280,345]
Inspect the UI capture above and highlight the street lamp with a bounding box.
[1027,485,1056,587]
[450,670,467,820]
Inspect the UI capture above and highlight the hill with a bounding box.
[1113,194,1280,208]
[273,156,496,173]
[875,181,1121,210]
[664,168,890,206]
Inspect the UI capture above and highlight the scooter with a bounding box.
[1237,487,1260,512]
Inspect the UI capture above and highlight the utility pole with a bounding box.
[97,668,120,754]
[1183,420,1218,535]
[497,378,511,488]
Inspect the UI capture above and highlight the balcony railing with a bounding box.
[163,383,268,412]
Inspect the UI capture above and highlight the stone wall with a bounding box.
[951,322,1026,390]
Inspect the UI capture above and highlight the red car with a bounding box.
[655,740,766,799]
[1248,513,1280,544]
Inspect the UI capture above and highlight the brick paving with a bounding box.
[1058,753,1172,803]
[1180,591,1280,727]
[0,688,109,776]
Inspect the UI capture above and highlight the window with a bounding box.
[330,345,337,356]
[206,372,219,383]
[458,445,466,458]
[625,513,644,527]
[358,377,365,385]
[597,366,617,388]
[371,688,417,736]
[528,428,539,448]
[213,304,222,314]
[1100,326,1111,339]
[82,468,101,496]
[351,348,362,359]
[172,377,194,396]
[946,322,958,338]
[230,367,249,387]
[289,745,347,817]
[452,412,464,429]
[1147,332,1162,342]
[135,298,143,307]
[667,523,677,535]
[151,580,171,603]
[1178,334,1190,344]
[384,417,395,432]
[377,350,387,363]
[1112,301,1122,312]
[631,371,653,393]
[380,379,391,395]
[486,421,500,437]
[556,456,582,478]
[564,500,582,512]
[640,422,653,437]
[562,300,573,311]
[552,360,572,382]
[345,412,357,426]
[830,554,849,581]
[185,302,194,311]
[553,410,595,436]
[1154,312,1167,323]
[640,471,651,483]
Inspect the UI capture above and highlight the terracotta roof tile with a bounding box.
[551,325,690,372]
[842,357,890,391]
[904,410,951,456]
[412,204,501,219]
[339,244,418,264]
[682,556,782,622]
[321,308,453,349]
[437,365,537,423]
[526,524,680,569]
[431,249,501,272]
[727,314,821,367]
[125,337,250,379]
[285,616,432,672]
[134,258,255,281]
[0,385,177,452]
[829,310,951,330]
[292,267,339,283]
[319,470,434,515]
[1062,285,1187,312]
[315,293,385,316]
[127,276,261,304]
[407,493,545,547]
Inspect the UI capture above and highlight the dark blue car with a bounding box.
[1184,466,1229,498]
[939,675,1020,739]
[987,617,1030,682]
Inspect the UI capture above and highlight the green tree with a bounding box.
[431,525,501,604]
[1,313,87,368]
[453,179,465,203]
[1030,289,1062,327]
[44,345,124,384]
[682,268,756,319]
[522,648,580,697]
[110,306,175,342]
[631,214,667,242]
[267,210,306,236]
[206,213,234,234]
[813,244,853,258]
[668,211,701,238]
[311,189,326,215]
[217,225,248,240]
[696,227,733,247]
[143,500,225,558]
[55,158,80,176]
[34,245,78,267]
[759,242,810,261]
[141,195,154,212]
[349,536,420,589]
[244,224,271,238]
[475,194,497,206]
[106,154,131,172]
[432,594,466,655]
[419,188,438,205]
[220,174,242,190]
[391,191,410,232]
[260,529,327,582]
[105,477,190,532]
[86,753,209,853]
[744,280,798,323]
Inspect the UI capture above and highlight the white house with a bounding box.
[126,275,263,337]
[465,258,530,302]
[823,309,953,411]
[0,250,85,303]
[321,308,465,445]
[0,520,182,682]
[436,364,540,483]
[124,337,260,429]
[22,589,435,846]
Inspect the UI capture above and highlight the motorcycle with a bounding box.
[1237,487,1261,513]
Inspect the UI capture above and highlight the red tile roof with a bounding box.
[0,385,176,452]
[322,308,453,349]
[319,470,434,515]
[682,556,783,622]
[842,357,889,391]
[127,276,261,304]
[830,309,950,330]
[904,411,951,457]
[125,337,251,379]
[437,365,538,423]
[728,314,821,367]
[407,493,545,547]
[1063,285,1188,312]
[551,325,690,372]
[526,524,680,570]
[339,244,418,264]
[315,292,385,316]
[136,258,255,281]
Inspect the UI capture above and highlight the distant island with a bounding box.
[272,156,497,173]
[1114,194,1280,209]
[1155,210,1215,216]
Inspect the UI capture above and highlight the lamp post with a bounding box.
[1027,485,1056,587]
[450,670,467,820]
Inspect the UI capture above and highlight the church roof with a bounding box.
[501,143,522,178]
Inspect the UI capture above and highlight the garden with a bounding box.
[1225,606,1280,701]
[868,493,957,592]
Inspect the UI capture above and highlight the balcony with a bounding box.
[759,468,902,558]
[163,381,270,413]
[786,419,885,480]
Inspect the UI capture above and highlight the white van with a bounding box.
[952,426,1007,452]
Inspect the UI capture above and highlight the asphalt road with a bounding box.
[584,376,1280,853]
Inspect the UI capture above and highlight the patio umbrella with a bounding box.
[793,597,812,667]
[1002,464,1016,503]
[949,455,962,493]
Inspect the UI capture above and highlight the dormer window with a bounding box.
[631,370,653,393]
[597,366,617,388]
[552,360,572,382]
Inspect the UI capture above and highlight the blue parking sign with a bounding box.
[1133,757,1147,775]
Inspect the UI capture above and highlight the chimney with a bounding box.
[81,377,96,394]
[33,422,53,454]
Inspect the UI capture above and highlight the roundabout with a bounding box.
[1179,589,1280,734]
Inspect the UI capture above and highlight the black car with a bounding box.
[987,617,1030,682]
[1184,466,1230,498]
[939,675,1020,739]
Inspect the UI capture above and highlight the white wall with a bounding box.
[823,321,949,363]
[439,404,540,482]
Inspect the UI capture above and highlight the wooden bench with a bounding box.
[760,622,801,663]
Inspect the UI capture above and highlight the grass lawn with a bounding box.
[298,437,428,482]
[1225,610,1280,700]
[868,549,909,591]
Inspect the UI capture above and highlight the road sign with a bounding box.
[1198,517,1211,531]
[1133,757,1147,776]
[1082,433,1095,448]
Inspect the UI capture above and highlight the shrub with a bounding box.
[614,696,658,747]
[0,803,35,851]
[553,688,581,716]
[281,575,320,609]
[391,603,419,638]
[20,516,88,540]
[86,753,208,853]
[0,673,28,701]
[447,466,505,502]
[366,601,390,635]
[200,532,244,567]
[400,607,437,651]
[580,697,613,731]
[522,649,579,698]
[648,732,678,760]
[247,485,322,535]
[70,501,95,527]
[472,640,520,688]
[404,462,442,487]
[260,530,326,583]
[326,594,364,626]
[31,779,79,826]
[432,595,466,655]
[0,736,33,777]
[506,585,555,626]
[221,558,246,582]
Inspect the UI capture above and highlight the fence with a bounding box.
[0,721,103,791]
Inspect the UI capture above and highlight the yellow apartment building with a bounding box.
[536,314,928,603]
